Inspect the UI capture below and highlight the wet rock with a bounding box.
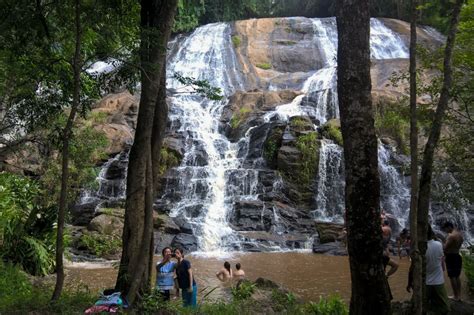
[173,217,194,234]
[71,201,99,226]
[277,146,301,174]
[314,221,345,244]
[154,214,181,234]
[312,241,347,256]
[87,214,124,236]
[230,200,267,231]
[171,233,198,252]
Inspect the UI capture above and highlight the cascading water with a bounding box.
[314,140,345,222]
[81,17,471,254]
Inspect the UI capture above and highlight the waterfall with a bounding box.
[314,140,345,222]
[80,17,468,253]
[162,23,246,254]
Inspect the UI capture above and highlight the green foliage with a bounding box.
[256,62,272,70]
[79,233,122,258]
[40,114,109,205]
[159,147,182,176]
[0,173,56,276]
[303,295,349,315]
[275,40,297,46]
[296,132,319,187]
[263,128,283,166]
[230,107,252,129]
[232,35,242,48]
[174,0,206,33]
[174,72,223,100]
[271,289,297,312]
[374,102,410,154]
[320,123,343,146]
[231,281,256,300]
[462,253,474,293]
[0,261,95,314]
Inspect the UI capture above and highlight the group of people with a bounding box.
[155,247,246,308]
[400,222,464,314]
[155,247,197,307]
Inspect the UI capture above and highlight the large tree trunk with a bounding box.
[417,0,463,309]
[52,0,82,301]
[408,0,422,314]
[336,1,392,314]
[115,0,177,305]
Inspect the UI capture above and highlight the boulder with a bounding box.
[314,221,345,244]
[71,200,99,226]
[87,214,124,236]
[171,233,198,252]
[312,241,347,256]
[154,213,181,234]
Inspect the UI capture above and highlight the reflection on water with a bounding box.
[65,252,467,303]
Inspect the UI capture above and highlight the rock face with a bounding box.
[64,16,472,258]
[87,214,124,236]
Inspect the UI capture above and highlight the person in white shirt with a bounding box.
[425,226,450,314]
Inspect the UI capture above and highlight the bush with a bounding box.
[0,173,56,276]
[320,124,343,146]
[0,261,95,314]
[230,107,251,129]
[463,253,474,293]
[79,233,122,257]
[159,147,182,176]
[303,295,348,315]
[271,289,297,312]
[231,281,256,300]
[375,102,409,154]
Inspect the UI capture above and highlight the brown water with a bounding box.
[65,252,469,303]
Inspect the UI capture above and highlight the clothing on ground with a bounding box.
[445,253,462,278]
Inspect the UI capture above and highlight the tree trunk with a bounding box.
[336,1,392,314]
[408,1,422,313]
[417,0,463,309]
[152,66,168,192]
[115,0,177,305]
[52,0,82,301]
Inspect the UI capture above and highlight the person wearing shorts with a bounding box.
[442,221,464,301]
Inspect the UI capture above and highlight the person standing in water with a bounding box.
[216,261,232,282]
[442,221,464,301]
[156,247,177,301]
[234,263,245,280]
[174,248,197,307]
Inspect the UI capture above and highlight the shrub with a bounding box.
[159,147,181,175]
[79,233,122,257]
[256,62,272,70]
[0,173,56,276]
[463,253,474,293]
[320,123,343,146]
[303,295,348,315]
[232,35,241,48]
[271,289,297,312]
[230,107,252,129]
[0,261,94,313]
[375,102,409,154]
[231,281,256,300]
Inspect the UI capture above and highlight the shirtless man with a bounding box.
[442,222,464,301]
[382,220,392,255]
[234,263,245,280]
[216,261,232,282]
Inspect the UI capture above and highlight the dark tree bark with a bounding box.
[52,0,82,301]
[408,1,422,314]
[115,0,177,305]
[417,0,464,308]
[336,1,392,314]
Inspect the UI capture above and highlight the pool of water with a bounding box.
[65,252,469,302]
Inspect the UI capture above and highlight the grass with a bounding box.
[320,123,343,146]
[0,261,95,314]
[296,132,320,187]
[256,62,272,70]
[230,107,252,129]
[79,232,122,257]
